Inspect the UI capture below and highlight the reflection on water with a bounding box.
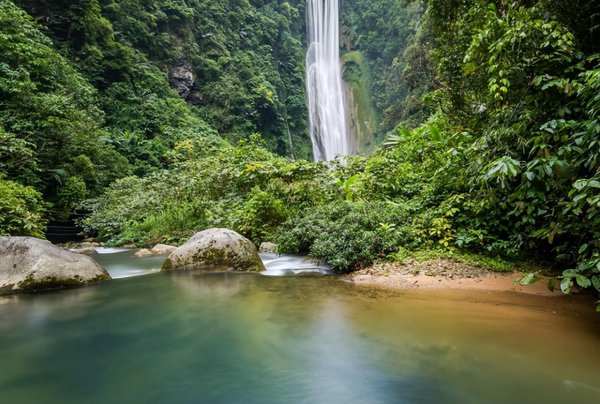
[0,268,598,403]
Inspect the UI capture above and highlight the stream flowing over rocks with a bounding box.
[0,237,111,294]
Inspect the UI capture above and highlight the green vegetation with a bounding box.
[1,0,310,226]
[1,0,598,307]
[388,248,520,274]
[342,0,432,133]
[0,0,128,219]
[81,135,329,247]
[0,175,47,238]
[341,50,379,149]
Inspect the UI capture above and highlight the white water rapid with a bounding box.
[306,0,349,161]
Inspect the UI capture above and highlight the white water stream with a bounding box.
[89,249,330,279]
[306,0,349,161]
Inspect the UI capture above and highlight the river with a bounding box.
[0,250,598,403]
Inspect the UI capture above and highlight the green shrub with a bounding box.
[0,176,47,238]
[235,188,289,245]
[277,201,412,273]
[118,203,209,246]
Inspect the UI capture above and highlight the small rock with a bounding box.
[134,249,153,258]
[70,247,97,255]
[65,241,104,249]
[259,242,278,254]
[151,244,177,255]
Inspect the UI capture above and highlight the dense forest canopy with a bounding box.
[1,0,599,305]
[1,0,311,222]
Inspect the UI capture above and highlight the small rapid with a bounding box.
[260,253,330,276]
[89,249,331,279]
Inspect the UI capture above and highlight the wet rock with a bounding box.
[188,86,203,105]
[259,242,278,254]
[70,247,97,255]
[134,248,153,258]
[151,244,177,255]
[170,62,194,99]
[161,228,265,272]
[0,237,111,294]
[64,241,104,249]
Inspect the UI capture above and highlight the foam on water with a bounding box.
[260,253,331,276]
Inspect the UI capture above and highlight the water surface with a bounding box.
[0,258,598,403]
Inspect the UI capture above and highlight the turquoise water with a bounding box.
[0,254,599,403]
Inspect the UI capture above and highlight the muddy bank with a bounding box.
[350,259,569,297]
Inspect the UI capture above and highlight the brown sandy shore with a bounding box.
[350,259,581,297]
[349,260,600,323]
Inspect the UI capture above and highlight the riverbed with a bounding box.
[0,250,598,403]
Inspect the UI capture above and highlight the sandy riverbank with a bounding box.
[350,259,570,297]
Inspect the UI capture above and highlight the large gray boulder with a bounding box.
[0,237,111,294]
[161,228,265,272]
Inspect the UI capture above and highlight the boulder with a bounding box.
[161,228,265,272]
[259,242,278,254]
[0,237,111,294]
[134,248,153,258]
[151,244,177,255]
[170,62,194,99]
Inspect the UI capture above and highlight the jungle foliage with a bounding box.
[342,0,433,133]
[84,0,600,306]
[15,0,310,159]
[1,0,309,225]
[2,0,599,305]
[417,0,600,303]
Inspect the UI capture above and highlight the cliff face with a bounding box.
[340,0,428,137]
[342,52,377,154]
[339,2,378,153]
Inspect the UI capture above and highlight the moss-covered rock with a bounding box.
[0,237,111,294]
[161,228,265,272]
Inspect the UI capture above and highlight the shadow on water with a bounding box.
[0,253,599,404]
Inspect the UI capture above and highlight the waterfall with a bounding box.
[306,0,349,161]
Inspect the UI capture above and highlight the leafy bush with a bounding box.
[0,176,47,238]
[235,188,290,245]
[82,138,330,246]
[277,201,412,273]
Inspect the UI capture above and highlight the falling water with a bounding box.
[306,0,349,161]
